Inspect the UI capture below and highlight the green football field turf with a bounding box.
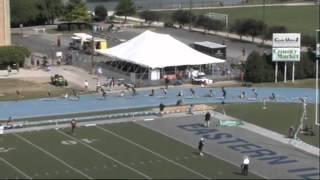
[216,102,319,147]
[0,122,261,179]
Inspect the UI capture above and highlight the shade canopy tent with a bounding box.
[96,30,225,69]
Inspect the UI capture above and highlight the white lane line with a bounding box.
[56,130,151,179]
[96,126,210,179]
[13,134,93,180]
[0,157,32,179]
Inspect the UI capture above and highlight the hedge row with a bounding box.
[0,46,31,69]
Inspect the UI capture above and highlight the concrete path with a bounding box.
[137,114,320,179]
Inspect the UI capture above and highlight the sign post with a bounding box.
[315,30,320,126]
[292,62,295,83]
[275,62,278,83]
[272,33,301,83]
[284,62,287,83]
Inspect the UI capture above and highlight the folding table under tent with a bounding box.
[96,30,225,80]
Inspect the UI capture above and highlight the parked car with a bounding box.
[192,75,213,85]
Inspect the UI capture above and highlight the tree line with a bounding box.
[10,0,110,27]
[244,50,316,83]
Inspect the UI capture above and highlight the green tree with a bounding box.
[196,15,210,32]
[244,51,274,83]
[115,0,136,23]
[230,19,247,40]
[10,0,39,27]
[231,19,266,41]
[139,10,160,25]
[0,46,30,69]
[94,5,108,22]
[172,10,195,27]
[266,26,287,39]
[10,0,63,27]
[245,19,266,42]
[64,0,90,22]
[38,0,63,24]
[294,51,315,79]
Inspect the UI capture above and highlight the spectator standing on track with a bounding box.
[84,80,89,90]
[190,88,196,97]
[97,67,103,77]
[101,88,107,99]
[16,90,21,99]
[160,88,167,96]
[204,112,211,127]
[270,93,276,101]
[198,138,205,156]
[188,104,194,115]
[131,87,137,96]
[208,89,214,97]
[72,89,80,99]
[7,116,13,126]
[222,87,226,99]
[241,156,250,176]
[149,89,155,96]
[165,77,170,89]
[71,118,77,134]
[96,80,101,92]
[177,90,183,97]
[47,90,52,98]
[159,103,165,116]
[7,65,11,76]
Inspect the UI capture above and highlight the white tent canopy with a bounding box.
[96,30,225,69]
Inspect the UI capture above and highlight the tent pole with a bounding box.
[139,67,148,80]
[212,63,214,80]
[119,62,127,71]
[134,65,140,73]
[126,64,133,73]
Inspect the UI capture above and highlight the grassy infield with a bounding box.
[158,5,319,36]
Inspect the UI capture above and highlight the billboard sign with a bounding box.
[273,33,301,47]
[272,48,300,62]
[272,33,301,62]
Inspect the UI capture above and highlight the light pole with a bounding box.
[189,0,192,31]
[262,0,266,51]
[316,29,320,126]
[91,19,96,74]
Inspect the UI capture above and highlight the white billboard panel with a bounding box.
[273,33,301,48]
[272,48,300,62]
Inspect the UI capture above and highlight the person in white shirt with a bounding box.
[84,80,89,90]
[241,156,250,176]
[96,80,101,92]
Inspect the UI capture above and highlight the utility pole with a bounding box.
[316,29,320,126]
[262,0,266,51]
[91,21,95,74]
[189,0,192,31]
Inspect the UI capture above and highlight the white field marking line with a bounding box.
[0,157,32,179]
[135,123,268,179]
[95,126,210,179]
[56,130,151,179]
[13,134,93,180]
